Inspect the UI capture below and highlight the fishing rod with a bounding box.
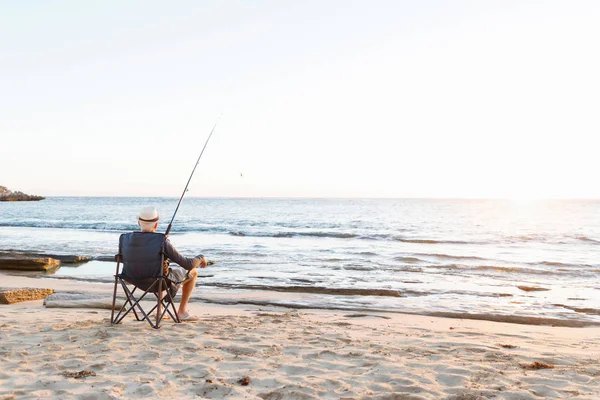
[165,116,221,237]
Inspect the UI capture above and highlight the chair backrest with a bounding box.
[119,232,166,280]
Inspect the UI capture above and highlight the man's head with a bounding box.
[138,206,159,232]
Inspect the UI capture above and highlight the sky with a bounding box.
[1,1,599,198]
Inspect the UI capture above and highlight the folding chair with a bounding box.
[111,232,181,329]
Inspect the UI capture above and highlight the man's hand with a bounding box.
[199,255,208,269]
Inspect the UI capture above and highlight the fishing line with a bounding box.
[165,115,222,236]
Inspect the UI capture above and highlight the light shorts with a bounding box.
[168,265,192,284]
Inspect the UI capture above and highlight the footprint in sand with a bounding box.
[435,373,468,387]
[221,345,257,357]
[137,350,161,361]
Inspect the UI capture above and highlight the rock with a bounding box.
[63,370,97,379]
[0,255,60,271]
[41,254,91,264]
[94,255,118,262]
[237,376,251,386]
[517,285,550,292]
[0,186,44,201]
[44,292,125,310]
[0,251,91,265]
[521,361,554,370]
[0,287,55,304]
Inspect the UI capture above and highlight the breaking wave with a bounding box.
[3,219,599,249]
[415,253,487,261]
[393,256,423,263]
[571,235,600,244]
[473,265,551,275]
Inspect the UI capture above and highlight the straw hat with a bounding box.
[138,206,159,222]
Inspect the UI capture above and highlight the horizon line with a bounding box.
[36,195,600,201]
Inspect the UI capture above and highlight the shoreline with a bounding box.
[1,272,599,329]
[1,273,599,398]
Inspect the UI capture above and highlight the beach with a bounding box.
[1,273,599,399]
[2,197,600,398]
[4,0,600,396]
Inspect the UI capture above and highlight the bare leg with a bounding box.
[178,267,198,315]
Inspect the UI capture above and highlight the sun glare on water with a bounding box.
[508,196,542,207]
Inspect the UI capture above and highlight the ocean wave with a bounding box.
[343,266,375,271]
[0,220,474,243]
[537,260,595,269]
[3,219,600,250]
[204,283,407,297]
[303,232,357,239]
[213,251,268,258]
[393,256,423,263]
[392,237,473,245]
[413,263,597,277]
[425,312,598,327]
[474,265,551,275]
[424,264,461,270]
[572,235,600,244]
[554,304,600,316]
[507,233,600,245]
[414,253,487,261]
[539,261,570,267]
[227,230,359,239]
[0,220,221,234]
[0,221,135,231]
[509,234,549,242]
[228,229,600,246]
[357,251,377,256]
[0,221,364,241]
[273,232,295,238]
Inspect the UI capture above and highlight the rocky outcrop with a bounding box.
[0,287,54,304]
[0,254,60,271]
[45,254,92,264]
[0,186,44,201]
[0,251,93,268]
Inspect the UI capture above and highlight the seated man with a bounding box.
[121,206,207,321]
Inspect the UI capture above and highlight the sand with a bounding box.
[0,273,599,399]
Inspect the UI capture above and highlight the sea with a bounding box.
[1,197,599,326]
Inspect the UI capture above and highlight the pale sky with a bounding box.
[1,1,598,198]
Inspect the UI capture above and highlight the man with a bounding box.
[120,206,207,321]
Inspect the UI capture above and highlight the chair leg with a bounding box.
[114,282,142,323]
[156,278,163,328]
[114,280,159,328]
[111,277,180,330]
[111,262,121,325]
[164,288,181,323]
[112,278,135,324]
[111,274,119,324]
[151,289,178,324]
[112,282,135,325]
[129,287,143,321]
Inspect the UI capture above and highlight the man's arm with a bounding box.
[164,239,206,270]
